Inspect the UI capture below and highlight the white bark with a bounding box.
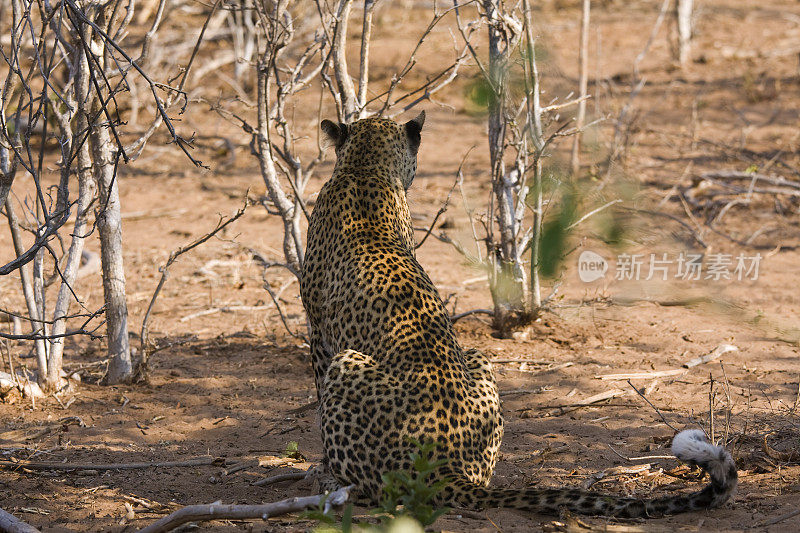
[5,201,48,380]
[0,507,42,533]
[332,0,357,121]
[46,34,96,390]
[357,0,377,118]
[92,106,132,384]
[677,0,693,66]
[570,0,590,176]
[256,57,304,276]
[522,0,542,313]
[0,147,13,209]
[32,247,47,353]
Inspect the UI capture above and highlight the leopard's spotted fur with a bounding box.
[299,112,737,517]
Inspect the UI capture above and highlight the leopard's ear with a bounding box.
[404,111,425,152]
[321,120,348,150]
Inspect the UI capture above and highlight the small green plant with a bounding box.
[307,439,448,532]
[283,440,304,460]
[376,438,450,527]
[305,497,355,533]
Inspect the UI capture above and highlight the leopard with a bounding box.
[298,111,737,517]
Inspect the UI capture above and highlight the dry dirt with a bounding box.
[1,1,799,531]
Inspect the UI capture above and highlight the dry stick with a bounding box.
[566,199,621,231]
[4,200,47,375]
[223,459,260,476]
[492,358,557,364]
[64,359,108,379]
[180,304,278,323]
[179,276,296,322]
[633,0,672,81]
[137,484,354,533]
[356,0,376,118]
[570,0,590,176]
[122,494,178,512]
[375,1,475,116]
[627,379,678,432]
[455,156,483,263]
[701,170,800,190]
[450,309,494,323]
[523,384,654,415]
[61,0,205,167]
[756,508,800,528]
[0,307,106,341]
[500,387,550,397]
[124,0,219,161]
[331,0,357,120]
[287,401,319,416]
[582,463,653,490]
[708,373,715,444]
[252,471,307,487]
[0,456,215,472]
[253,9,304,279]
[416,149,473,249]
[596,369,685,380]
[522,0,543,312]
[509,362,574,374]
[263,279,306,343]
[140,198,248,373]
[792,374,800,415]
[683,344,738,368]
[0,507,42,533]
[676,0,693,67]
[699,177,800,198]
[606,446,676,463]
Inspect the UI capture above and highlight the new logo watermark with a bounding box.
[577,251,762,282]
[578,250,608,282]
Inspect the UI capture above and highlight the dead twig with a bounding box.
[582,463,654,490]
[140,197,248,376]
[416,149,472,249]
[0,507,42,533]
[450,308,494,323]
[262,274,306,343]
[627,379,678,432]
[522,381,657,416]
[137,484,354,533]
[596,369,685,380]
[683,344,738,368]
[0,455,217,472]
[606,445,676,463]
[701,170,800,190]
[755,508,800,528]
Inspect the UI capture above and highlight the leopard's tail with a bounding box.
[447,430,737,518]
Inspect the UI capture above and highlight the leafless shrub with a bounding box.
[221,0,472,285]
[0,0,202,390]
[442,0,599,334]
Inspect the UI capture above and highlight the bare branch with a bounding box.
[0,507,41,533]
[140,197,249,376]
[138,485,354,533]
[416,149,473,249]
[357,0,377,117]
[332,0,357,121]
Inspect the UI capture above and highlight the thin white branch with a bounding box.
[138,485,355,533]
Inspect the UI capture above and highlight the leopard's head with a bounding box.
[321,111,425,190]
